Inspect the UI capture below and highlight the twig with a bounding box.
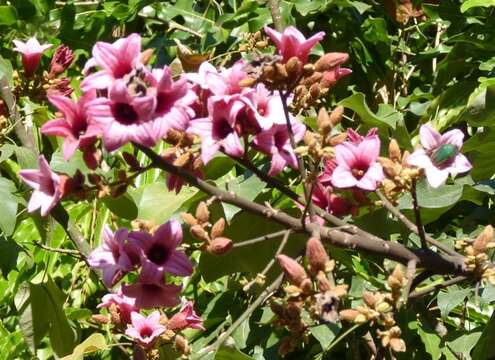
[34,243,81,256]
[243,230,291,292]
[233,230,288,248]
[376,189,460,258]
[266,0,284,31]
[411,179,427,249]
[408,276,468,300]
[399,259,417,308]
[198,273,284,357]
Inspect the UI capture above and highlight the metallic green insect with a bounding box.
[431,143,458,166]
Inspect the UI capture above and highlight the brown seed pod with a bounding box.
[211,218,226,238]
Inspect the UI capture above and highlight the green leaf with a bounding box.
[310,323,341,349]
[461,0,495,12]
[0,236,21,277]
[417,325,442,360]
[60,333,107,360]
[447,332,481,359]
[415,180,463,208]
[218,174,266,220]
[232,319,250,349]
[102,194,138,220]
[338,93,397,129]
[215,343,255,360]
[472,312,495,360]
[0,178,19,236]
[437,288,471,318]
[0,5,17,25]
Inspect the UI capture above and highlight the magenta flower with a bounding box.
[49,45,74,76]
[81,33,142,91]
[125,311,166,348]
[407,124,472,188]
[264,26,325,63]
[13,37,52,76]
[205,60,247,97]
[242,84,286,131]
[331,134,384,191]
[86,79,157,151]
[87,225,138,287]
[41,91,101,168]
[189,97,245,164]
[347,128,378,144]
[130,220,192,282]
[312,183,353,219]
[19,155,62,216]
[318,159,336,187]
[168,301,205,331]
[122,279,181,309]
[253,120,306,176]
[98,290,138,324]
[149,66,195,132]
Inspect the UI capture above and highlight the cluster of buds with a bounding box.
[378,139,420,201]
[339,265,407,354]
[271,237,348,356]
[456,225,495,284]
[297,106,345,161]
[162,129,203,194]
[88,167,136,200]
[238,31,269,53]
[181,201,233,255]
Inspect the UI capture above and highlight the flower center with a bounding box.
[274,131,288,149]
[147,244,170,265]
[112,103,139,125]
[431,143,458,167]
[351,163,368,179]
[213,118,233,139]
[155,93,173,115]
[140,326,153,338]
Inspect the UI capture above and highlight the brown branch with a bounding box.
[266,0,284,31]
[376,189,460,258]
[411,179,427,249]
[408,276,468,300]
[135,143,468,275]
[233,230,288,248]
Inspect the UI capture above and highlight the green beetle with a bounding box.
[431,143,458,166]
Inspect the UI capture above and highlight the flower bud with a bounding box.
[173,152,192,167]
[329,105,344,127]
[181,212,198,226]
[140,48,154,65]
[309,83,320,99]
[389,139,401,162]
[317,108,332,135]
[211,218,225,238]
[91,314,110,324]
[339,309,360,322]
[362,292,378,308]
[195,201,209,224]
[286,56,303,80]
[473,225,494,254]
[329,132,347,146]
[239,77,257,87]
[277,255,307,287]
[316,271,332,292]
[375,301,392,313]
[175,335,191,355]
[306,237,329,273]
[207,237,233,255]
[190,224,208,240]
[303,63,315,76]
[390,338,406,353]
[49,45,74,76]
[123,152,141,171]
[315,52,349,72]
[274,63,288,80]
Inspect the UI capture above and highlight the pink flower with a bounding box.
[87,225,138,287]
[407,124,472,188]
[49,45,74,76]
[81,33,142,91]
[149,66,195,132]
[331,134,384,191]
[189,97,245,164]
[253,120,306,176]
[130,220,192,282]
[318,159,336,186]
[264,26,325,63]
[19,155,62,216]
[241,83,286,131]
[125,311,166,348]
[206,61,247,97]
[86,79,157,151]
[122,279,182,309]
[168,301,204,331]
[313,183,354,218]
[98,290,138,324]
[13,37,52,76]
[41,92,101,168]
[347,128,378,144]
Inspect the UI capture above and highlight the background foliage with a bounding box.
[1,0,495,359]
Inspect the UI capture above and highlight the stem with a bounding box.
[266,0,284,31]
[408,276,468,300]
[411,179,427,249]
[233,230,288,248]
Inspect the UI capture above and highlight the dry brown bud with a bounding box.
[316,271,332,292]
[309,83,320,99]
[239,77,257,87]
[173,152,192,167]
[362,292,378,308]
[207,237,233,255]
[274,63,288,80]
[391,264,404,283]
[390,338,406,353]
[339,309,360,322]
[329,105,344,127]
[304,131,317,147]
[165,128,182,145]
[277,254,308,287]
[303,63,315,76]
[317,108,332,135]
[181,213,198,226]
[473,225,494,254]
[286,56,303,79]
[329,132,347,146]
[389,139,401,162]
[211,218,226,238]
[190,224,208,240]
[378,157,399,178]
[140,48,154,65]
[306,237,329,273]
[91,314,110,324]
[175,335,190,355]
[196,201,210,224]
[314,52,349,72]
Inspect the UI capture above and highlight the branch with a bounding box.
[266,0,284,31]
[411,179,427,249]
[135,143,468,275]
[233,230,288,248]
[408,276,468,300]
[376,189,460,258]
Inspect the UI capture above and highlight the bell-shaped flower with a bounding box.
[81,33,142,91]
[86,79,157,151]
[97,290,138,324]
[41,91,101,168]
[125,311,166,348]
[253,120,306,176]
[241,83,286,131]
[19,155,62,216]
[168,301,205,331]
[407,124,472,188]
[49,45,74,76]
[264,26,325,63]
[13,37,52,76]
[130,220,192,282]
[189,97,245,164]
[331,135,384,191]
[122,278,182,309]
[87,225,138,287]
